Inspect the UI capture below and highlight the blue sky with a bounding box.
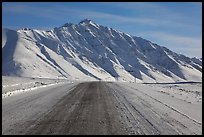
[2,2,202,58]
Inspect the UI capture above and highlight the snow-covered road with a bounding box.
[2,82,202,135]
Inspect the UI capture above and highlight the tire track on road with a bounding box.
[24,82,129,135]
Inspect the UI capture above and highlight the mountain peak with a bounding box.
[20,28,32,31]
[79,18,95,25]
[61,23,74,27]
[2,20,202,82]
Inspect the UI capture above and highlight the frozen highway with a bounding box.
[2,81,202,135]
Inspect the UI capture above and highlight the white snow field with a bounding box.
[114,82,202,133]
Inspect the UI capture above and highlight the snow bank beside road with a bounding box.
[2,76,70,98]
[117,82,202,126]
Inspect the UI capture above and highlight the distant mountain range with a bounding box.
[2,19,202,82]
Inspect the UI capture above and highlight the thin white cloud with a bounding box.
[3,3,201,58]
[138,31,202,57]
[3,4,156,25]
[191,2,202,6]
[3,4,64,20]
[3,3,195,28]
[99,2,187,21]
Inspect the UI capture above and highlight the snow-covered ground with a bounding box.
[2,76,70,98]
[112,82,202,134]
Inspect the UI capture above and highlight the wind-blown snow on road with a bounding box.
[2,81,202,135]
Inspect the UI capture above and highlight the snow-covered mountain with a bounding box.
[2,19,202,82]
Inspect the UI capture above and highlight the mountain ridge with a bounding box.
[2,19,202,82]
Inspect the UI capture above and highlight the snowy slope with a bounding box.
[2,19,202,82]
